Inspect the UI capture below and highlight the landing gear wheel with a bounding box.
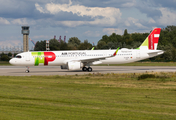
[82,67,87,71]
[25,66,30,73]
[87,67,92,72]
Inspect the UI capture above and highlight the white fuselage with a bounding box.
[9,28,164,72]
[9,49,164,67]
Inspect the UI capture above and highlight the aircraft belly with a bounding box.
[21,60,34,66]
[101,56,135,64]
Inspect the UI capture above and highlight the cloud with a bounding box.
[121,0,136,7]
[0,17,10,25]
[11,18,28,25]
[84,31,101,37]
[35,3,46,13]
[135,0,162,18]
[59,21,86,27]
[151,0,176,10]
[0,0,33,19]
[70,0,136,8]
[103,28,123,35]
[148,18,156,24]
[133,0,176,28]
[0,40,22,47]
[33,35,53,39]
[35,0,122,27]
[158,7,176,26]
[44,1,120,18]
[124,17,146,28]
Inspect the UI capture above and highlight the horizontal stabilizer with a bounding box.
[147,50,164,57]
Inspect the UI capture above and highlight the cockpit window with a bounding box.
[15,55,22,58]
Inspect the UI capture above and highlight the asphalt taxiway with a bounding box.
[0,66,176,76]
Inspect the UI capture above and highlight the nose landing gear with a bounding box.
[25,66,30,73]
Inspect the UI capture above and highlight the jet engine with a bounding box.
[68,61,82,70]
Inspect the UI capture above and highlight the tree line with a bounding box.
[0,52,15,61]
[34,39,93,51]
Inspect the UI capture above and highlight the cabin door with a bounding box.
[26,52,30,61]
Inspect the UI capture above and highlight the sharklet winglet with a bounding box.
[136,47,140,50]
[112,47,120,56]
[91,47,94,50]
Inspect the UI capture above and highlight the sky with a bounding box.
[0,0,176,49]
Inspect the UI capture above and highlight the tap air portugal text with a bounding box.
[10,28,164,72]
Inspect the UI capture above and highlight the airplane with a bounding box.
[9,28,164,73]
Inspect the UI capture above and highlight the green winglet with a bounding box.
[113,47,120,56]
[91,47,95,50]
[136,47,140,50]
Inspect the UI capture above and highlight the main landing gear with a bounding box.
[82,67,92,72]
[25,66,30,73]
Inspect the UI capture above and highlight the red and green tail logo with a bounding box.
[31,52,56,66]
[139,28,161,50]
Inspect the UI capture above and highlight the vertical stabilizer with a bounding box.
[139,28,161,50]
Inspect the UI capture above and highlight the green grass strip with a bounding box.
[0,73,176,120]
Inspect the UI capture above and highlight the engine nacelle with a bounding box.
[60,65,68,69]
[68,61,81,70]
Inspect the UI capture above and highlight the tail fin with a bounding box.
[139,28,161,50]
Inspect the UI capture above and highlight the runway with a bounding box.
[0,66,176,76]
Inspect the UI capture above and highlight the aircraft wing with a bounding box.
[74,56,110,63]
[65,48,120,63]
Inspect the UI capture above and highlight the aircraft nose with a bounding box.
[9,59,15,65]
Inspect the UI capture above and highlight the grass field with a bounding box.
[0,73,176,120]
